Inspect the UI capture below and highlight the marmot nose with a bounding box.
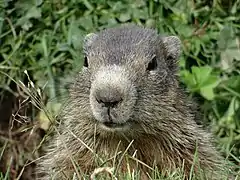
[98,99,121,108]
[95,92,122,108]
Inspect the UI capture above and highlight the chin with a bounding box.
[98,121,131,133]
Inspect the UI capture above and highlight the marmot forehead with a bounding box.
[97,25,158,45]
[84,25,162,65]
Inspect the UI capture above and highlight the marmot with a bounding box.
[36,24,228,179]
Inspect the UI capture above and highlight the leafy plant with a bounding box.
[181,65,220,100]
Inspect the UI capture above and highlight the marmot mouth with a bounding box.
[103,122,126,128]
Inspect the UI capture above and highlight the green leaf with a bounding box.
[26,6,41,19]
[132,8,148,19]
[181,66,220,100]
[99,13,113,24]
[200,86,215,100]
[217,26,235,50]
[191,66,212,86]
[118,13,131,22]
[180,70,196,90]
[225,49,240,61]
[68,20,85,50]
[200,76,220,89]
[77,16,94,30]
[226,97,239,118]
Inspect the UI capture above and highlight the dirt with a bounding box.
[0,85,45,180]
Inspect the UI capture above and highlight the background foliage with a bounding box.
[0,0,240,179]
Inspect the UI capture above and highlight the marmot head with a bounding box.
[70,25,182,136]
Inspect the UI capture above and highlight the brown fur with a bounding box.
[36,25,228,179]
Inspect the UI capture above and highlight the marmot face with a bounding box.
[81,25,181,135]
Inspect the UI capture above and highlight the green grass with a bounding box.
[0,0,240,179]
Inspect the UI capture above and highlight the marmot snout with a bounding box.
[90,65,136,130]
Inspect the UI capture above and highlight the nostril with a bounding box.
[95,96,122,108]
[111,100,121,107]
[104,100,120,108]
[95,97,102,104]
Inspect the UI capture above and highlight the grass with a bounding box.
[0,0,240,179]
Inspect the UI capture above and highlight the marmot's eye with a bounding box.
[83,56,89,67]
[147,56,158,71]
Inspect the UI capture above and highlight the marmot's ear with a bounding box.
[83,33,98,51]
[162,36,181,72]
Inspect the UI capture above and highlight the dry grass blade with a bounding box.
[90,167,117,180]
